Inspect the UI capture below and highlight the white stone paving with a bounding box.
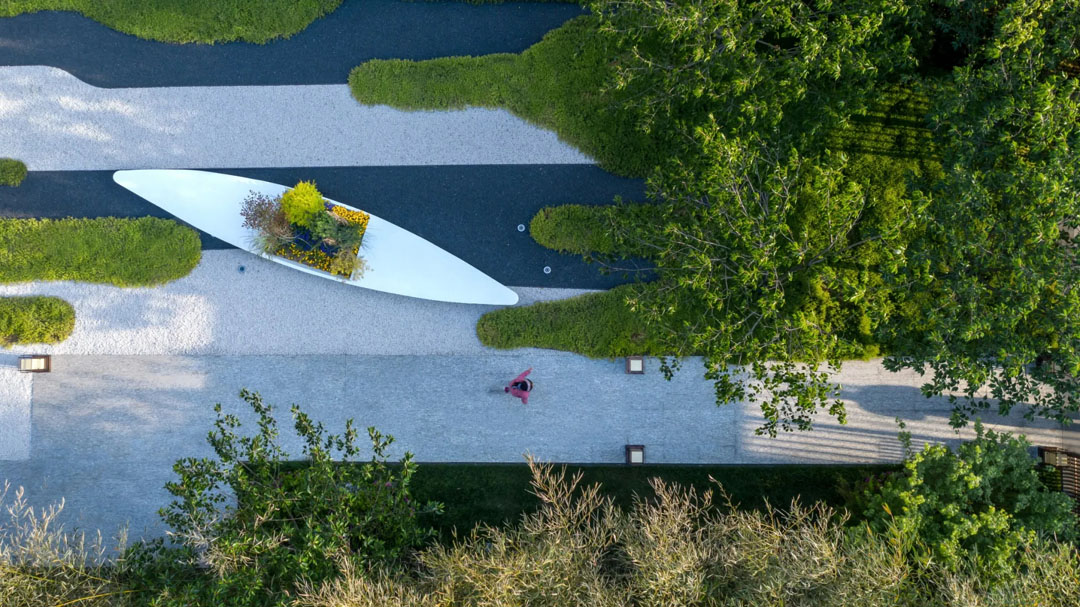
[0,66,593,170]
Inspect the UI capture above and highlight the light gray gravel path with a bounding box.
[0,362,31,460]
[0,354,1075,538]
[0,66,592,170]
[0,250,591,356]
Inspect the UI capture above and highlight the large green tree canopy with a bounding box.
[593,0,1080,433]
[884,0,1080,426]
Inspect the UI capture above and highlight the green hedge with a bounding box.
[530,202,664,257]
[0,158,26,186]
[0,296,75,347]
[0,0,342,44]
[412,462,897,539]
[477,284,666,357]
[350,16,662,177]
[0,217,201,286]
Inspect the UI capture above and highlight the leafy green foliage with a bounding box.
[0,217,201,286]
[0,296,75,347]
[618,131,904,435]
[130,389,440,607]
[852,423,1078,578]
[0,158,26,186]
[476,285,662,357]
[591,0,919,149]
[350,16,660,177]
[883,0,1080,427]
[0,0,342,44]
[280,181,326,230]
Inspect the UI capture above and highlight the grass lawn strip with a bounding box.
[412,463,896,540]
[0,0,342,44]
[0,295,74,347]
[350,16,660,177]
[0,158,26,186]
[0,217,201,287]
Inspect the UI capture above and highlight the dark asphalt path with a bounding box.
[0,0,586,87]
[0,166,647,288]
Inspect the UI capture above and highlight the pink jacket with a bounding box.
[507,368,533,404]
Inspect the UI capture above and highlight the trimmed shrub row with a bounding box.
[477,284,664,357]
[0,296,75,347]
[350,16,662,177]
[0,217,201,286]
[0,158,26,186]
[0,0,342,44]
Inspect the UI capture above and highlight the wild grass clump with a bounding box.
[299,459,1080,607]
[0,482,130,607]
[0,296,75,347]
[0,217,201,286]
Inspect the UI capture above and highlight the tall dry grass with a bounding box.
[0,482,131,607]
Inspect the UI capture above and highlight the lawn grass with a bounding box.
[413,463,896,540]
[350,16,661,177]
[0,158,26,186]
[0,296,74,347]
[476,285,666,357]
[0,217,201,286]
[0,0,342,44]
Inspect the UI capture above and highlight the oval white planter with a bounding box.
[113,169,518,305]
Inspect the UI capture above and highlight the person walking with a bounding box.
[505,367,533,404]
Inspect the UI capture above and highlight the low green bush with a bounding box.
[0,158,26,186]
[530,202,664,257]
[0,296,74,347]
[0,217,201,286]
[0,0,341,44]
[350,16,664,177]
[280,180,326,229]
[530,204,618,256]
[477,285,665,357]
[413,462,897,540]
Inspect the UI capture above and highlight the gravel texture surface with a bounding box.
[0,66,592,171]
[0,362,31,460]
[0,250,593,356]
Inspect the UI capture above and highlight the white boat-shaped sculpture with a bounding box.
[113,170,518,305]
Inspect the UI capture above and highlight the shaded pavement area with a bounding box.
[0,168,646,288]
[0,0,586,87]
[0,355,1074,539]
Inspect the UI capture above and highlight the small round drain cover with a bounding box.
[543,266,552,274]
[517,224,526,232]
[238,265,246,273]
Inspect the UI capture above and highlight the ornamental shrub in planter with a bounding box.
[281,180,326,228]
[245,181,370,279]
